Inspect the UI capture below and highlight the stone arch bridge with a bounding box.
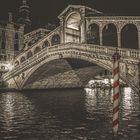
[1,5,140,92]
[2,42,140,92]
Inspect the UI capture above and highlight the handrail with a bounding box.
[2,42,140,81]
[15,26,61,60]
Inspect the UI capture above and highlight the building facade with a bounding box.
[0,0,31,75]
[0,18,24,74]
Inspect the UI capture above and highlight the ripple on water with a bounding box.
[0,88,139,140]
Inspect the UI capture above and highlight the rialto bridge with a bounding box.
[1,5,140,92]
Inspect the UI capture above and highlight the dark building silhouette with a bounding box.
[17,0,31,33]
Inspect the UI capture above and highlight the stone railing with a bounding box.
[24,28,50,43]
[2,43,140,82]
[15,26,61,60]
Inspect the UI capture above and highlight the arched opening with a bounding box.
[27,51,33,59]
[34,47,41,54]
[15,61,19,66]
[22,58,108,89]
[66,12,81,30]
[42,40,50,48]
[20,55,135,91]
[121,24,139,49]
[87,23,100,45]
[51,34,60,46]
[102,24,118,47]
[20,56,26,63]
[65,12,81,43]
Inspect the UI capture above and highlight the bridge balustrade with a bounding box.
[130,50,140,58]
[2,43,140,82]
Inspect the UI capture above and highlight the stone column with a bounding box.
[138,28,140,50]
[80,20,86,43]
[117,30,121,48]
[80,9,86,43]
[138,62,140,92]
[99,25,103,46]
[60,17,65,43]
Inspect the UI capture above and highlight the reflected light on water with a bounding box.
[84,88,97,115]
[3,93,15,130]
[123,87,133,116]
[1,92,35,132]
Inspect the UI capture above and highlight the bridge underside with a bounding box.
[23,58,108,89]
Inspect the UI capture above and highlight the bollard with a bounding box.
[112,50,121,135]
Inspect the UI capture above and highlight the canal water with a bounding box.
[0,88,140,140]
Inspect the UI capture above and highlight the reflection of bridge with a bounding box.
[1,5,140,92]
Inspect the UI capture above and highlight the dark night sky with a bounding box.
[0,0,140,30]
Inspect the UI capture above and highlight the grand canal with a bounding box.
[0,88,140,140]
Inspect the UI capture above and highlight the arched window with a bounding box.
[42,40,50,48]
[66,12,81,30]
[34,47,41,54]
[27,51,33,59]
[51,34,60,46]
[121,24,138,49]
[15,61,19,66]
[20,56,26,63]
[102,24,118,47]
[87,23,100,45]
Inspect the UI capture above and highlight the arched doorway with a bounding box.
[121,24,139,49]
[102,24,118,47]
[87,23,100,45]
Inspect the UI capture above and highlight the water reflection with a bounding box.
[0,92,35,139]
[122,87,133,116]
[0,88,139,140]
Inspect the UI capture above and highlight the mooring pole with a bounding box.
[112,49,121,135]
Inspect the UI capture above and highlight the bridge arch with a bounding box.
[121,24,139,49]
[20,56,112,89]
[102,23,118,47]
[18,51,134,90]
[51,34,61,46]
[87,23,100,45]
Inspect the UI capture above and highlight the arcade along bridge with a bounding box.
[1,5,140,92]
